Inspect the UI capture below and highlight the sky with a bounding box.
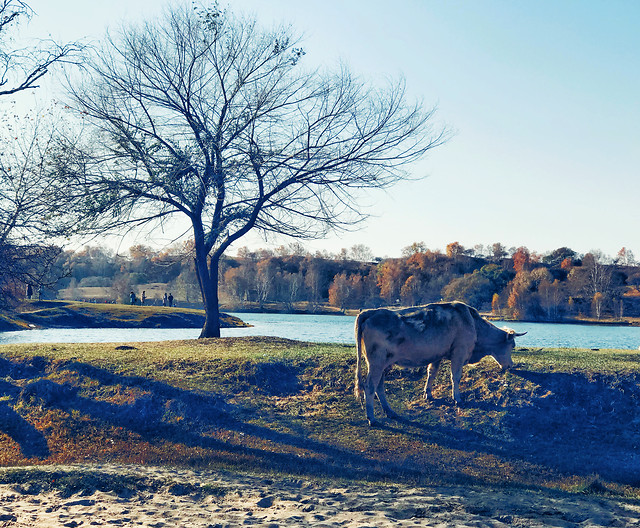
[10,0,640,260]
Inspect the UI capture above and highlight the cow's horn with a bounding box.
[512,331,527,337]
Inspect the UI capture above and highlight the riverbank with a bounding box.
[2,300,247,331]
[484,313,640,327]
[225,301,640,326]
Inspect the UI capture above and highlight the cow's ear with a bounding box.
[505,329,519,341]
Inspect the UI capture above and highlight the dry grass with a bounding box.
[0,338,638,498]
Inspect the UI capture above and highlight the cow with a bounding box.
[354,301,526,426]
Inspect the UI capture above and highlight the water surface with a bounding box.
[1,312,640,350]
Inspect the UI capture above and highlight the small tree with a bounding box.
[445,241,465,260]
[592,291,605,319]
[491,292,500,315]
[616,247,635,266]
[328,272,350,312]
[401,241,428,257]
[55,3,449,337]
[279,270,304,311]
[400,274,421,306]
[491,242,507,262]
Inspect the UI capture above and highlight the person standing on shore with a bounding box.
[163,293,168,307]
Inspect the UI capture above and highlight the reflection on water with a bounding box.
[1,312,640,349]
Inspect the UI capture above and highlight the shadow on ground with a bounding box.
[0,353,639,491]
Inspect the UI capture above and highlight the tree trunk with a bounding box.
[196,252,222,338]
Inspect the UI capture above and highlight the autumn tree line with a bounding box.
[21,241,640,321]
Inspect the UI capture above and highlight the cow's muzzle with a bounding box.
[500,359,514,372]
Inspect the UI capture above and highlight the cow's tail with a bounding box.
[354,310,366,401]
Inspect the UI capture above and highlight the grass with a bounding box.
[14,300,247,329]
[0,338,638,498]
[0,313,31,331]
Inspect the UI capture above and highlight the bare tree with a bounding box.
[1,0,80,96]
[55,3,449,337]
[583,251,612,298]
[0,112,69,304]
[1,0,81,304]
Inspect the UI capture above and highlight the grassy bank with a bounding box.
[0,338,638,498]
[11,300,247,329]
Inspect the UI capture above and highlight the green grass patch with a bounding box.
[0,338,639,498]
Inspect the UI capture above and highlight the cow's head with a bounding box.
[490,328,527,370]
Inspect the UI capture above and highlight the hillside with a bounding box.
[6,301,247,330]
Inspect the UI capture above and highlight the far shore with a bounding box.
[2,299,639,333]
[0,300,248,332]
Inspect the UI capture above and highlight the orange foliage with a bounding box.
[560,257,573,270]
[512,247,531,273]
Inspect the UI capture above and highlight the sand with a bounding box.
[0,464,639,527]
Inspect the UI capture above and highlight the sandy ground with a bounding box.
[0,465,639,527]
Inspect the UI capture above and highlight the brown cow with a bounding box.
[354,301,525,425]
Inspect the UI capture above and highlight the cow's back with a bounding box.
[398,302,476,341]
[383,302,477,367]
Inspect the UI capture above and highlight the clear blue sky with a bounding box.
[15,0,640,259]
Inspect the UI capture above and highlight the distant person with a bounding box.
[168,293,174,307]
[163,292,168,307]
[26,284,33,300]
[130,291,136,305]
[141,291,146,305]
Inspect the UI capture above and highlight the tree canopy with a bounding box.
[55,3,449,336]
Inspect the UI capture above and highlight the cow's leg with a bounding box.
[363,365,385,426]
[424,359,442,401]
[376,373,400,420]
[450,354,465,405]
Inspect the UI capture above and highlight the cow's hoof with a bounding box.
[385,410,401,420]
[367,419,379,427]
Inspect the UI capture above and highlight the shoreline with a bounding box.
[3,300,640,334]
[1,300,248,332]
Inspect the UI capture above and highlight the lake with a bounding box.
[1,312,640,350]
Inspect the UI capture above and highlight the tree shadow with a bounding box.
[1,354,639,489]
[0,360,51,459]
[0,400,50,460]
[0,356,441,483]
